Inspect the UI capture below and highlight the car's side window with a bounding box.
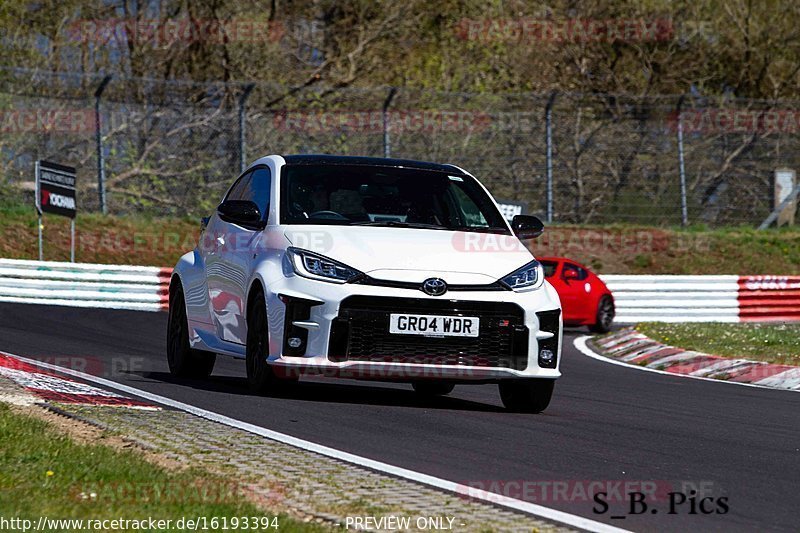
[564,263,589,280]
[225,171,253,202]
[246,168,271,219]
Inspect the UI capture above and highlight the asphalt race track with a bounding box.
[1,302,798,532]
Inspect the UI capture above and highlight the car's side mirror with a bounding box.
[511,215,544,240]
[217,200,265,229]
[563,268,580,281]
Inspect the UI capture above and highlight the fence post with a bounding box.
[382,87,397,158]
[545,91,557,223]
[758,183,800,229]
[94,75,112,214]
[676,95,689,227]
[35,160,42,261]
[239,83,255,173]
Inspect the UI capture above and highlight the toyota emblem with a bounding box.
[421,278,448,296]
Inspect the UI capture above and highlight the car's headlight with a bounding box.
[500,260,544,291]
[286,247,362,283]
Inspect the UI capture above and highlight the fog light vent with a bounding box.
[535,309,560,369]
[279,294,322,357]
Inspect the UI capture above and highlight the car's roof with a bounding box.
[281,154,466,175]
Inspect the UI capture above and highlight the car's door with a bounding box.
[207,167,272,344]
[205,170,252,343]
[558,262,591,323]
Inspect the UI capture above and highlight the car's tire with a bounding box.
[412,382,455,396]
[246,288,282,394]
[166,281,216,378]
[498,379,555,413]
[589,295,615,334]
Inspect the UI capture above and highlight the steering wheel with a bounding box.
[308,210,349,221]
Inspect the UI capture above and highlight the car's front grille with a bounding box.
[328,296,529,370]
[350,275,508,292]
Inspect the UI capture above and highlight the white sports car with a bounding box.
[168,155,562,412]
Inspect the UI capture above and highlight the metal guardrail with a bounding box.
[601,275,740,323]
[602,274,800,323]
[738,276,800,322]
[0,258,170,312]
[0,260,797,323]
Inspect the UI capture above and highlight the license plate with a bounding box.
[389,313,479,337]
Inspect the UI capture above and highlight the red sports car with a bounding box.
[538,257,615,333]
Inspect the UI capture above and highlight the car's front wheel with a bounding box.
[498,379,555,413]
[166,281,216,378]
[246,289,296,394]
[412,382,455,396]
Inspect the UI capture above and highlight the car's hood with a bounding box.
[283,225,534,284]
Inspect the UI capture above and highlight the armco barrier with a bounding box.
[738,276,800,322]
[0,258,171,312]
[600,275,800,324]
[0,260,797,322]
[600,275,740,323]
[601,274,800,323]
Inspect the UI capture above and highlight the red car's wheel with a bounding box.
[589,295,615,333]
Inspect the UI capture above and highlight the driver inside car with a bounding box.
[310,184,329,212]
[288,181,313,218]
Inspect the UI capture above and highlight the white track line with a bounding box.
[4,350,629,533]
[573,336,799,394]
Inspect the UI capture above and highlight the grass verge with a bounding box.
[0,203,198,267]
[530,224,800,275]
[636,322,800,366]
[0,403,326,532]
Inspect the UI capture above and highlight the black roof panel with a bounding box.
[281,154,465,174]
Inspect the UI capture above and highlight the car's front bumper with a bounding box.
[263,273,563,381]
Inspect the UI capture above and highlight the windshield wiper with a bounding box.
[449,226,509,234]
[351,221,449,230]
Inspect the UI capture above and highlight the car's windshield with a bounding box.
[280,164,510,233]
